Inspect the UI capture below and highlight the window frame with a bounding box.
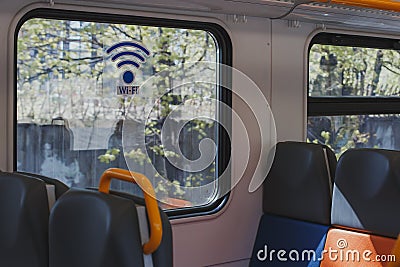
[308,32,400,117]
[14,8,232,219]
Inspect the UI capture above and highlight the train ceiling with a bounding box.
[56,0,400,32]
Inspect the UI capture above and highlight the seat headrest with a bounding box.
[16,171,69,199]
[332,149,400,238]
[263,141,336,225]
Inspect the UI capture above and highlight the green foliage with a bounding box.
[187,119,214,139]
[17,18,216,125]
[155,179,186,199]
[124,148,149,166]
[98,148,120,163]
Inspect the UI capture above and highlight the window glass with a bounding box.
[308,34,400,157]
[307,114,400,157]
[309,45,400,97]
[17,16,222,210]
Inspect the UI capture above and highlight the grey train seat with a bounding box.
[49,189,145,267]
[49,169,173,267]
[0,172,50,267]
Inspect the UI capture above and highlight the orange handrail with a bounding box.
[315,0,400,13]
[99,168,162,255]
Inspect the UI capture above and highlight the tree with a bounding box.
[17,18,218,205]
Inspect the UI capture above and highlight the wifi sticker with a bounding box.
[106,41,151,95]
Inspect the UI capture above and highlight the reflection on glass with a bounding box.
[307,114,400,157]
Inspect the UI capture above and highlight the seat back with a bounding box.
[49,189,145,267]
[321,149,400,266]
[0,172,49,267]
[250,141,336,266]
[263,141,335,224]
[49,189,173,267]
[111,191,173,267]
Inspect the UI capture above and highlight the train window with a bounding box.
[308,33,400,157]
[15,9,231,215]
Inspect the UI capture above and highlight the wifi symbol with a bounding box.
[106,41,151,84]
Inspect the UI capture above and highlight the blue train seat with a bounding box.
[250,141,336,266]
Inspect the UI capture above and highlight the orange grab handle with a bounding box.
[315,0,400,13]
[99,168,162,255]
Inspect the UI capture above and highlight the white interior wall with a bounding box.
[270,19,316,142]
